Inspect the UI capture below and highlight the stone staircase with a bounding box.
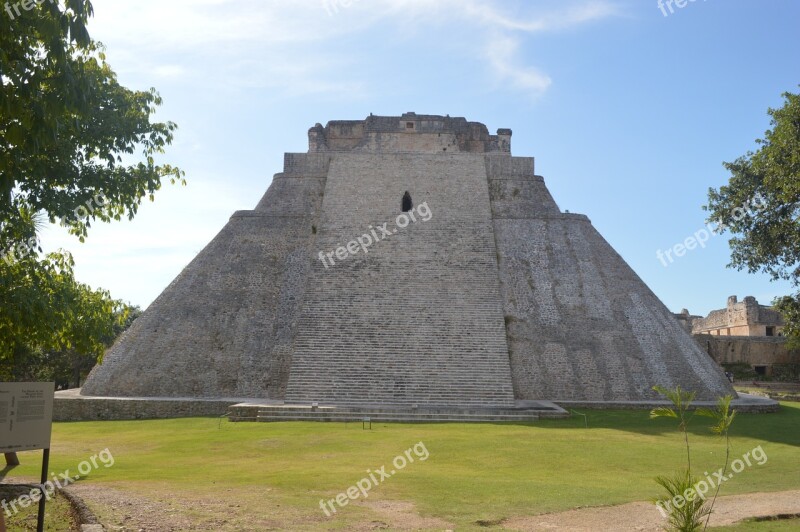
[228,401,569,423]
[284,153,516,408]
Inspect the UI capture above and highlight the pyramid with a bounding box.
[82,113,735,405]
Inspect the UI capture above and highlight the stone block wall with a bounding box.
[80,114,738,409]
[489,161,734,401]
[284,152,515,407]
[309,113,512,154]
[698,334,798,367]
[692,296,785,336]
[81,155,325,399]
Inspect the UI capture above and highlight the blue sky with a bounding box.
[39,0,800,316]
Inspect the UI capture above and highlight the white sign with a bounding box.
[0,382,54,453]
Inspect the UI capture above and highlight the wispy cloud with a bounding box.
[91,0,617,98]
[485,35,552,93]
[459,0,617,95]
[460,0,617,32]
[57,0,620,307]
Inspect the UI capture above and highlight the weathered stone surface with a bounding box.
[494,215,732,401]
[82,113,736,406]
[82,163,324,398]
[285,153,514,407]
[54,389,241,420]
[690,295,785,336]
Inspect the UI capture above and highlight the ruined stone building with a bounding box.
[691,296,785,337]
[81,113,735,406]
[685,296,794,378]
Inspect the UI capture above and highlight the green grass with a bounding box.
[713,517,800,531]
[2,492,75,532]
[4,403,800,530]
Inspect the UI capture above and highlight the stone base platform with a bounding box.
[53,389,259,421]
[228,400,569,423]
[556,393,780,413]
[54,390,777,422]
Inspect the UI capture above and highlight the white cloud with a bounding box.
[153,65,188,79]
[460,0,616,32]
[65,0,620,306]
[485,35,552,94]
[90,0,618,98]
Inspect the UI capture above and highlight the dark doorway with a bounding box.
[402,191,412,212]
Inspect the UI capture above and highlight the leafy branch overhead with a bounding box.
[706,89,800,348]
[0,1,182,366]
[0,0,185,247]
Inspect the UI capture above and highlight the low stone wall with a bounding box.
[54,390,243,421]
[697,334,796,366]
[556,394,780,414]
[695,334,800,380]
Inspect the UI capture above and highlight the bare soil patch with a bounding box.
[503,489,800,531]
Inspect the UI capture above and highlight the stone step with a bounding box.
[227,402,570,423]
[284,153,515,407]
[253,414,538,423]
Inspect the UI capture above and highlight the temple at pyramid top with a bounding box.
[308,112,513,154]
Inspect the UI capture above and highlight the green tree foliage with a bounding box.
[774,295,800,350]
[0,303,141,387]
[0,250,127,370]
[706,89,800,348]
[0,1,181,371]
[1,1,184,243]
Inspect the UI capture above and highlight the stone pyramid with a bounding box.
[82,113,735,405]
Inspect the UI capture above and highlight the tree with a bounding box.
[1,1,182,367]
[0,304,141,387]
[705,89,800,348]
[0,249,125,374]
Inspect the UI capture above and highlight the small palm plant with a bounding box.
[696,395,736,531]
[650,385,711,531]
[651,385,696,470]
[650,386,736,531]
[653,470,711,531]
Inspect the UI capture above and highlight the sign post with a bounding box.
[0,382,54,532]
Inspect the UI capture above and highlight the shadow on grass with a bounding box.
[0,463,17,482]
[527,402,800,448]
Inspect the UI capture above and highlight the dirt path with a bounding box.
[66,485,457,531]
[6,475,798,530]
[504,490,800,531]
[70,486,800,531]
[65,483,194,531]
[358,500,455,530]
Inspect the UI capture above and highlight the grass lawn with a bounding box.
[1,491,75,531]
[712,518,800,531]
[4,402,799,530]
